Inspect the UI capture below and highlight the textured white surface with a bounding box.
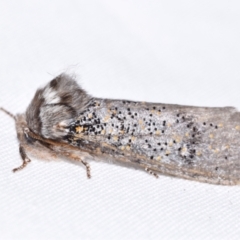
[1,1,240,239]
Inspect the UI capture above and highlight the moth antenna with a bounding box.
[0,107,16,121]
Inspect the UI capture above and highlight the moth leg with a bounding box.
[81,160,91,179]
[145,167,159,179]
[61,152,91,179]
[13,145,31,172]
[71,157,91,179]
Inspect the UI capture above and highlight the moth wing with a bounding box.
[65,98,240,184]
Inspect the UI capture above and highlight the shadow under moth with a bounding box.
[1,74,240,185]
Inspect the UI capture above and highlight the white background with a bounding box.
[1,1,240,239]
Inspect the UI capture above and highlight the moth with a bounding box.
[1,74,240,185]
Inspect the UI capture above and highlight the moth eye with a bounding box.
[24,127,30,133]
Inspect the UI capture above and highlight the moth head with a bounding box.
[0,108,27,142]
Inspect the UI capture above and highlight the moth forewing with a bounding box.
[1,74,240,185]
[64,98,240,185]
